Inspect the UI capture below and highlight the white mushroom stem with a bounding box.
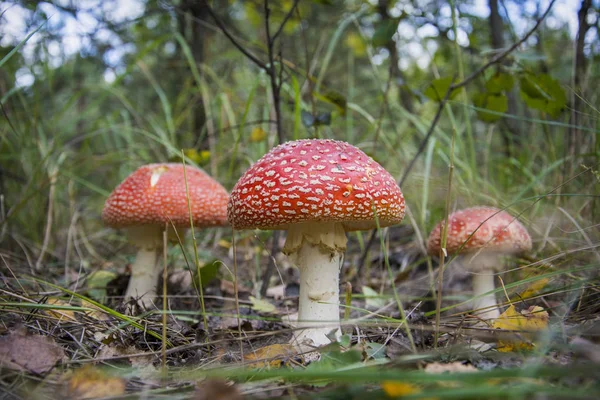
[124,247,162,308]
[284,222,346,347]
[471,272,500,320]
[123,225,166,309]
[465,252,503,321]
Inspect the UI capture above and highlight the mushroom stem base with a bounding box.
[471,272,500,321]
[124,247,162,309]
[291,240,342,348]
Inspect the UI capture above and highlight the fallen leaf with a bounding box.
[492,305,549,352]
[81,300,111,321]
[381,381,423,398]
[194,379,242,400]
[249,296,276,313]
[44,298,77,322]
[67,365,126,399]
[515,278,550,300]
[87,270,118,303]
[244,343,300,369]
[424,362,477,374]
[266,284,286,300]
[362,286,386,308]
[0,330,64,374]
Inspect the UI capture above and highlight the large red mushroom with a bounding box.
[427,206,532,320]
[102,163,229,309]
[228,139,405,347]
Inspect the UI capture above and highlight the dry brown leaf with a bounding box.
[67,365,126,399]
[424,362,477,374]
[492,305,549,352]
[244,344,299,369]
[44,298,77,321]
[96,344,154,369]
[0,329,64,374]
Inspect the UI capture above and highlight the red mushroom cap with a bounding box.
[102,163,229,228]
[228,139,405,231]
[427,206,532,256]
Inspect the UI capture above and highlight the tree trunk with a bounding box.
[569,0,592,162]
[377,0,414,113]
[488,0,519,154]
[178,0,210,149]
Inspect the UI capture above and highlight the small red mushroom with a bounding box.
[103,163,229,309]
[427,206,532,320]
[228,139,405,347]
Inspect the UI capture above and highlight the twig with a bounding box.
[202,1,267,70]
[451,0,557,91]
[272,0,301,43]
[264,0,284,144]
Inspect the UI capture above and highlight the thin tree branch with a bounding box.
[355,0,557,276]
[264,0,284,145]
[272,0,301,42]
[451,0,557,91]
[202,0,268,70]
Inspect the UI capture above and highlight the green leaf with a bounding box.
[485,73,514,94]
[364,342,387,360]
[249,296,276,313]
[424,77,459,102]
[519,74,566,117]
[195,260,220,288]
[473,93,508,122]
[301,110,315,127]
[87,271,118,303]
[362,286,386,308]
[338,334,351,348]
[316,90,347,114]
[372,18,400,47]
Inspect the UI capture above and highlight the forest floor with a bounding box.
[1,223,599,400]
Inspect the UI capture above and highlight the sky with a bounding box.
[0,0,595,88]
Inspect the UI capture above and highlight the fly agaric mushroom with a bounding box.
[228,139,405,347]
[427,206,532,320]
[102,163,229,308]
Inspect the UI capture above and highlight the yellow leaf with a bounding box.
[183,148,202,164]
[517,277,550,300]
[44,298,77,322]
[198,150,211,164]
[249,296,276,313]
[250,127,267,142]
[218,239,231,249]
[244,344,299,369]
[382,382,438,399]
[492,305,549,352]
[67,365,126,399]
[81,300,110,321]
[346,32,367,57]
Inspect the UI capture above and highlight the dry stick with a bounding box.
[356,0,557,277]
[162,226,168,373]
[35,170,56,272]
[181,152,209,334]
[434,82,458,347]
[205,0,299,296]
[231,228,243,358]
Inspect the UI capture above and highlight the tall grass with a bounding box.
[0,3,598,399]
